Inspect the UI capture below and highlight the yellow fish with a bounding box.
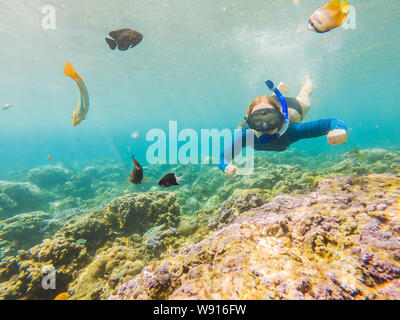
[54,292,69,300]
[308,0,350,33]
[63,61,89,127]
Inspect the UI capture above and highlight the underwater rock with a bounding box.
[49,197,85,212]
[360,148,388,163]
[82,166,98,178]
[0,237,91,300]
[111,174,400,300]
[0,181,48,218]
[177,219,199,237]
[67,245,144,300]
[181,197,200,213]
[26,166,72,188]
[145,235,164,255]
[0,190,183,300]
[60,180,94,200]
[105,192,180,235]
[56,208,113,252]
[330,159,369,175]
[0,193,17,214]
[204,195,221,211]
[219,193,266,227]
[0,211,64,255]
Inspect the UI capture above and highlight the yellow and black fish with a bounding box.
[308,0,350,33]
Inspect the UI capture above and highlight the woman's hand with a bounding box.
[327,129,348,145]
[225,164,238,178]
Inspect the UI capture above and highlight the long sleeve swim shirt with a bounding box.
[218,118,347,172]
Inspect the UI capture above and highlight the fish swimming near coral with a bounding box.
[76,239,87,244]
[63,61,89,127]
[123,155,149,185]
[47,154,52,163]
[345,148,365,159]
[105,29,143,51]
[115,268,126,278]
[143,224,166,238]
[308,0,350,33]
[158,174,183,188]
[1,104,13,110]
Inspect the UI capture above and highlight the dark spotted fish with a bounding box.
[158,174,183,188]
[105,29,143,51]
[123,155,148,185]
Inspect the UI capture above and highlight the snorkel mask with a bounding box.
[246,80,290,143]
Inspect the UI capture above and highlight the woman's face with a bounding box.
[250,103,280,136]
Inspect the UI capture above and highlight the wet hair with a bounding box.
[238,95,281,129]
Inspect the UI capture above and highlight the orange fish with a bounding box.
[308,0,350,33]
[47,154,52,162]
[54,292,69,300]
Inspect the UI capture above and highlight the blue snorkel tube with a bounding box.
[260,80,290,143]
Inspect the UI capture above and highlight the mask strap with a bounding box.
[265,80,289,139]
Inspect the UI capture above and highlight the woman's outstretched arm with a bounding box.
[218,129,251,172]
[288,118,348,145]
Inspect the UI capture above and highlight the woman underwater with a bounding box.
[219,76,348,177]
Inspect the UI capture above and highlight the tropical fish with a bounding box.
[1,104,13,110]
[123,155,149,185]
[105,29,143,51]
[158,174,183,188]
[54,292,69,300]
[63,61,89,127]
[47,154,52,163]
[308,0,350,33]
[115,268,126,278]
[143,224,166,238]
[131,131,139,139]
[345,148,365,159]
[76,239,87,244]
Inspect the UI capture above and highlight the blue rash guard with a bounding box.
[219,118,348,172]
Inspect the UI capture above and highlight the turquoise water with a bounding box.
[1,0,400,301]
[1,0,399,173]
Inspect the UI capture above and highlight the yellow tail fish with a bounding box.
[63,61,89,127]
[308,0,350,33]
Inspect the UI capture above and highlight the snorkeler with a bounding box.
[220,76,348,177]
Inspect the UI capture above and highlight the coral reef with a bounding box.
[111,174,400,300]
[104,192,180,235]
[0,181,49,217]
[0,211,65,256]
[0,237,91,300]
[27,166,72,189]
[1,149,400,300]
[0,191,181,300]
[67,245,145,300]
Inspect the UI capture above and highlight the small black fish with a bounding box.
[123,155,148,185]
[158,174,183,188]
[105,29,143,51]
